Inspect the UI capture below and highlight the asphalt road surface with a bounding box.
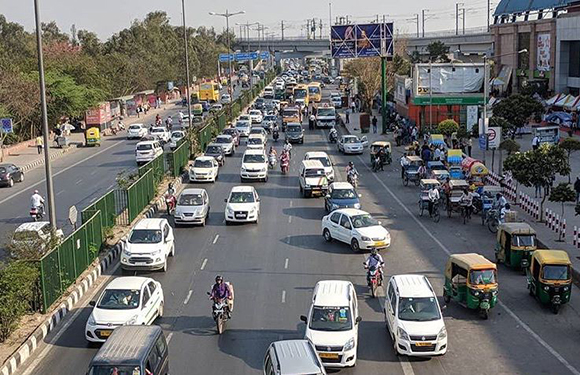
[15,86,580,375]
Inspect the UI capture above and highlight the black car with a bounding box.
[254,98,265,110]
[205,144,226,166]
[285,123,304,144]
[0,164,24,187]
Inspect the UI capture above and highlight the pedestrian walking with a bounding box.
[467,137,473,157]
[532,135,540,150]
[535,183,542,198]
[345,108,350,124]
[35,136,43,154]
[574,177,580,203]
[351,101,356,113]
[372,116,378,134]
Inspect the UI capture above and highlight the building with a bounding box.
[555,2,580,94]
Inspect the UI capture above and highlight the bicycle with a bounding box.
[485,209,500,233]
[460,204,472,225]
[431,201,441,223]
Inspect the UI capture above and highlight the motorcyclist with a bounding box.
[346,162,359,185]
[268,147,277,167]
[165,183,176,215]
[283,139,292,158]
[166,116,173,129]
[329,127,338,142]
[209,275,233,318]
[272,124,280,141]
[363,249,385,285]
[499,203,511,224]
[309,114,316,130]
[493,193,507,211]
[30,190,45,212]
[155,114,162,126]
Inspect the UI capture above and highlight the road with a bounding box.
[15,85,580,375]
[0,84,245,258]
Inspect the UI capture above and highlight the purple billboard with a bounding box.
[331,23,393,59]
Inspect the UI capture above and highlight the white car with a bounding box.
[135,140,163,165]
[174,188,210,226]
[301,280,360,368]
[235,120,251,137]
[211,103,223,112]
[241,149,268,182]
[214,134,235,155]
[238,114,252,123]
[224,186,260,224]
[322,209,390,252]
[249,110,263,124]
[249,127,267,143]
[169,130,185,149]
[150,127,170,143]
[189,156,219,182]
[127,123,147,140]
[304,151,335,181]
[120,218,175,272]
[331,96,342,107]
[385,274,447,356]
[220,94,232,104]
[337,135,368,154]
[247,134,266,150]
[85,277,164,343]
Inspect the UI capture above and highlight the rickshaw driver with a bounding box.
[459,188,476,219]
[428,184,440,217]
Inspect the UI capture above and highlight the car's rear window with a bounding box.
[137,144,152,150]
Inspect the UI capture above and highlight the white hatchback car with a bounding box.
[247,134,266,150]
[169,130,185,150]
[174,188,210,226]
[304,151,335,181]
[120,218,175,272]
[322,209,391,252]
[189,156,219,182]
[127,123,147,140]
[337,135,368,154]
[235,120,251,137]
[214,134,236,155]
[249,109,263,124]
[85,277,164,343]
[241,149,268,182]
[135,141,163,165]
[384,274,447,356]
[150,127,170,143]
[224,186,260,224]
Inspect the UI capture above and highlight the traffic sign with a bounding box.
[487,127,501,149]
[1,118,13,133]
[68,205,78,228]
[219,53,234,63]
[259,51,270,59]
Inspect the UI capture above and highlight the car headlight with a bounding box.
[354,203,361,209]
[250,207,257,214]
[438,326,447,340]
[126,315,139,325]
[87,315,96,326]
[152,249,162,256]
[241,166,247,171]
[398,327,410,341]
[544,286,550,291]
[123,248,132,257]
[563,286,569,291]
[361,236,371,241]
[304,184,310,188]
[227,207,234,215]
[343,337,356,351]
[260,168,267,172]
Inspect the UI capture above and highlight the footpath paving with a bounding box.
[339,109,580,280]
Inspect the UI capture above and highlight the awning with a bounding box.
[429,134,445,146]
[461,156,479,169]
[554,94,576,107]
[447,149,463,164]
[546,93,564,106]
[470,162,489,176]
[564,96,580,110]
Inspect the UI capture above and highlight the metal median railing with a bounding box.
[170,140,190,177]
[127,169,155,223]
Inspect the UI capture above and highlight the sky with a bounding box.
[0,0,497,41]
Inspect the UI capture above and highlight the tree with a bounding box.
[426,41,450,62]
[499,139,520,155]
[492,95,544,138]
[504,144,570,221]
[559,138,580,182]
[489,116,511,136]
[437,119,459,136]
[549,183,576,241]
[344,57,381,113]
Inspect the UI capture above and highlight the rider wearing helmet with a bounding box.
[209,275,234,318]
[363,249,385,285]
[346,162,359,184]
[30,190,44,210]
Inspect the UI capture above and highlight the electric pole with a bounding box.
[416,14,420,38]
[422,10,426,37]
[281,21,287,40]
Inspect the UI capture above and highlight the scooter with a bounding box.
[328,129,338,143]
[165,193,176,216]
[347,173,359,188]
[273,130,279,142]
[268,154,277,169]
[280,158,289,174]
[364,264,382,298]
[30,205,44,222]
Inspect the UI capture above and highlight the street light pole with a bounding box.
[182,0,192,128]
[33,0,56,228]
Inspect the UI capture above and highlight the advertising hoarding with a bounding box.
[537,33,550,72]
[331,23,393,59]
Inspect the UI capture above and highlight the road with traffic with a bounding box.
[16,85,580,375]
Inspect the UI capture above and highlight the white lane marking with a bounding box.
[166,332,174,343]
[357,154,580,375]
[90,170,98,175]
[290,200,293,207]
[56,190,65,196]
[284,258,289,269]
[108,183,116,190]
[200,258,208,270]
[288,216,292,224]
[75,179,83,185]
[183,290,193,305]
[0,138,124,206]
[399,358,416,375]
[212,234,219,244]
[281,290,286,304]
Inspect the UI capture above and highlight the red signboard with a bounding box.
[85,102,112,125]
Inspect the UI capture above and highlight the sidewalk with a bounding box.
[0,102,177,173]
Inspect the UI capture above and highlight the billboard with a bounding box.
[537,33,550,72]
[415,63,484,96]
[331,23,393,59]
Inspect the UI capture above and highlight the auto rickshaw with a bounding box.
[85,127,101,147]
[527,250,572,314]
[427,160,446,174]
[402,155,422,186]
[370,141,392,168]
[419,179,440,218]
[448,165,464,179]
[462,157,489,186]
[495,223,536,272]
[446,179,470,217]
[429,134,446,148]
[192,103,203,117]
[431,169,450,183]
[443,253,498,319]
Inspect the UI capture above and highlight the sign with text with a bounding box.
[487,127,501,149]
[466,106,478,132]
[331,22,393,59]
[1,118,13,133]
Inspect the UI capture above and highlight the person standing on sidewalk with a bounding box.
[345,108,351,124]
[574,177,580,203]
[372,116,378,133]
[35,136,43,154]
[351,101,356,114]
[467,137,473,157]
[532,135,540,150]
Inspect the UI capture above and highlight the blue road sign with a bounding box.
[234,52,251,62]
[249,52,259,60]
[259,51,270,59]
[478,134,487,150]
[219,53,234,62]
[1,118,13,134]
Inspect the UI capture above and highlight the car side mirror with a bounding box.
[325,194,330,198]
[378,221,382,225]
[89,300,96,307]
[300,315,308,323]
[224,198,228,203]
[356,316,362,324]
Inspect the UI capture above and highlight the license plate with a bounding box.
[374,241,385,247]
[319,353,339,359]
[136,262,147,266]
[99,330,112,337]
[235,214,246,218]
[414,342,433,347]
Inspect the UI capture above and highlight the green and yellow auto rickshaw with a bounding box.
[443,253,498,319]
[85,126,101,147]
[527,250,572,314]
[495,223,536,273]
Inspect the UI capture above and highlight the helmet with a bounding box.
[496,193,502,198]
[505,203,511,210]
[34,190,39,194]
[371,248,378,256]
[348,161,354,167]
[215,275,223,283]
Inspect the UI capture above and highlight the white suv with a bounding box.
[241,149,268,182]
[300,280,360,368]
[127,123,147,140]
[304,151,335,181]
[121,218,175,272]
[135,141,163,165]
[384,274,448,356]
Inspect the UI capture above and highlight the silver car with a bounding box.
[173,188,210,226]
[214,134,235,155]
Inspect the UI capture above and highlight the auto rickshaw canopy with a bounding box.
[371,141,391,149]
[532,249,571,266]
[499,222,536,236]
[405,155,422,163]
[447,149,463,164]
[470,162,489,176]
[420,179,440,187]
[448,253,497,272]
[449,179,469,189]
[429,134,445,146]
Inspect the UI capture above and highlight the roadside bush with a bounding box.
[0,261,40,342]
[437,119,459,136]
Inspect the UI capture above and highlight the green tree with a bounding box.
[504,144,570,221]
[344,57,381,113]
[489,116,511,135]
[549,183,576,241]
[437,119,459,136]
[492,95,544,138]
[559,138,580,183]
[426,41,450,62]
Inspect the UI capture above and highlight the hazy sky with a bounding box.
[0,0,496,40]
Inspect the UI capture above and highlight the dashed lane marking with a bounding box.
[213,234,219,244]
[281,290,286,304]
[284,258,289,269]
[200,258,208,270]
[183,290,193,305]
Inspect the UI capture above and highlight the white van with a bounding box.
[299,160,329,198]
[300,280,360,368]
[135,140,163,165]
[384,274,447,356]
[263,340,327,375]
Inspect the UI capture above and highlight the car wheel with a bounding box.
[323,228,332,242]
[157,302,164,318]
[162,259,168,272]
[8,178,13,187]
[19,173,24,183]
[170,244,175,257]
[351,238,360,252]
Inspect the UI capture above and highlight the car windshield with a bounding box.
[294,90,307,99]
[469,269,497,285]
[136,144,152,151]
[305,169,325,177]
[309,306,352,331]
[0,167,6,174]
[248,138,263,145]
[239,116,251,121]
[229,192,255,203]
[311,157,330,167]
[243,154,265,163]
[97,289,140,309]
[308,86,320,94]
[223,129,237,136]
[236,123,249,129]
[215,137,231,144]
[512,235,535,247]
[344,137,359,144]
[542,265,570,280]
[151,128,164,133]
[194,159,213,168]
[318,108,335,117]
[351,214,379,228]
[129,125,141,130]
[283,110,298,117]
[178,193,203,206]
[206,146,221,154]
[172,132,184,139]
[90,366,140,375]
[264,116,277,121]
[397,297,441,321]
[129,229,162,244]
[250,129,263,134]
[250,111,261,115]
[332,189,356,199]
[287,125,301,132]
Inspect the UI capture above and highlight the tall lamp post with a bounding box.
[210,9,245,121]
[34,0,56,228]
[181,0,192,128]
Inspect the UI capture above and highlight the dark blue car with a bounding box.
[324,182,361,212]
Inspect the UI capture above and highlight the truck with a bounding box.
[315,105,337,129]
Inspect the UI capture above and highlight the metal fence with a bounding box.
[138,153,166,184]
[81,190,116,229]
[170,140,190,177]
[38,210,103,312]
[127,169,155,223]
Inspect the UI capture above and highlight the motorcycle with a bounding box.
[165,193,176,216]
[280,158,290,174]
[30,205,44,222]
[207,294,229,334]
[347,173,359,188]
[364,265,382,298]
[268,154,277,169]
[273,130,279,142]
[328,129,338,143]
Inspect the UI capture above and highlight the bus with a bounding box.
[308,82,322,103]
[293,84,309,107]
[199,81,220,103]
